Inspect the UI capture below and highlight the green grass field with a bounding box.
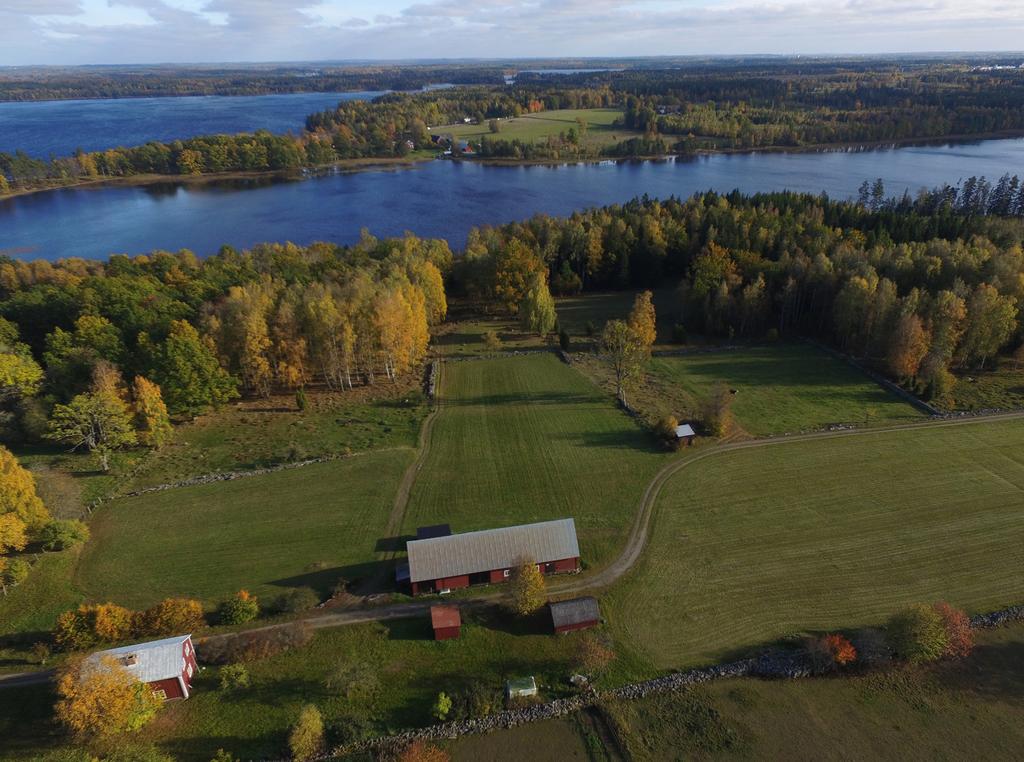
[73,449,413,609]
[402,354,667,568]
[443,108,639,150]
[444,620,1024,762]
[647,344,924,436]
[607,418,1024,670]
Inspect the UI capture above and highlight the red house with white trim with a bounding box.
[87,634,198,701]
[406,518,580,595]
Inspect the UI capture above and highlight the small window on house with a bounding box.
[152,689,167,700]
[544,562,555,573]
[503,569,511,578]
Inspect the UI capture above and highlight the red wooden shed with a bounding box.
[430,605,462,640]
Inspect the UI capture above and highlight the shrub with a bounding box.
[138,598,205,636]
[887,604,949,663]
[55,603,135,650]
[39,519,90,551]
[295,387,308,412]
[451,684,501,720]
[432,691,452,721]
[209,751,238,762]
[483,330,502,352]
[398,740,451,762]
[218,664,250,691]
[103,747,175,762]
[655,415,680,448]
[576,633,615,675]
[326,712,376,746]
[671,323,688,344]
[288,704,325,762]
[934,602,974,658]
[274,586,320,615]
[327,661,380,700]
[559,328,571,351]
[701,382,734,438]
[31,641,51,665]
[808,633,857,672]
[218,590,259,625]
[1,557,31,589]
[585,320,597,336]
[199,622,313,665]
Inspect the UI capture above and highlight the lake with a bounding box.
[2,138,1022,261]
[0,91,382,158]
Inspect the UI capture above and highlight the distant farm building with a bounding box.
[405,518,580,595]
[506,676,538,698]
[86,634,197,701]
[430,605,462,640]
[674,423,696,446]
[549,596,601,634]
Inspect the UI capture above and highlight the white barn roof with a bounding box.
[407,518,579,583]
[674,424,696,438]
[86,634,190,684]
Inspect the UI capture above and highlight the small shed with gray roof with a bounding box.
[549,596,601,634]
[405,518,580,595]
[674,423,696,446]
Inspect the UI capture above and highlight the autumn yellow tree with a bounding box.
[0,513,28,555]
[887,314,930,381]
[0,444,50,531]
[132,376,173,449]
[600,320,647,406]
[508,557,546,617]
[628,290,657,350]
[55,656,161,739]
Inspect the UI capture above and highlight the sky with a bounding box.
[2,0,1024,66]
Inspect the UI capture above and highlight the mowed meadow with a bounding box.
[75,450,413,608]
[608,417,1024,669]
[402,354,668,568]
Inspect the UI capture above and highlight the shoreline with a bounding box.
[3,129,1024,203]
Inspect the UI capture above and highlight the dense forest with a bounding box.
[5,60,1024,194]
[453,185,1024,402]
[0,234,450,449]
[0,64,507,101]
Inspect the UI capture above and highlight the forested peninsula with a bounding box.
[4,60,1024,199]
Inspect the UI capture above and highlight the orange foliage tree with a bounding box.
[398,740,451,762]
[55,603,135,650]
[823,633,858,666]
[934,602,974,659]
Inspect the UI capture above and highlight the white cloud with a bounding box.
[0,0,1022,65]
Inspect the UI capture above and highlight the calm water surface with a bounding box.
[0,91,381,158]
[2,138,1022,261]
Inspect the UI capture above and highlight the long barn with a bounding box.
[406,518,580,595]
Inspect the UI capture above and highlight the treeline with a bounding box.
[617,65,1024,150]
[0,65,506,102]
[0,234,450,451]
[453,189,1024,402]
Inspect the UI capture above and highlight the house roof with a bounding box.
[430,605,461,629]
[406,518,579,583]
[549,596,601,628]
[674,424,696,438]
[86,634,190,684]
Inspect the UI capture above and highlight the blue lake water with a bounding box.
[2,138,1023,261]
[0,91,381,158]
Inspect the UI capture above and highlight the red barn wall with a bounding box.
[434,626,461,641]
[147,677,184,701]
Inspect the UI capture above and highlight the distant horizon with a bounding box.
[2,0,1023,66]
[3,51,1024,71]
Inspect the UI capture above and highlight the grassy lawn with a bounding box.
[128,385,427,490]
[443,108,639,150]
[647,343,924,436]
[402,354,668,569]
[73,449,413,609]
[606,418,1024,670]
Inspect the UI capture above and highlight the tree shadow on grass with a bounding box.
[936,639,1024,705]
[269,559,395,598]
[375,535,414,553]
[381,617,435,642]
